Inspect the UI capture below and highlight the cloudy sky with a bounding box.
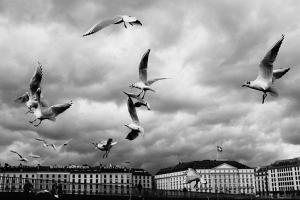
[0,0,300,174]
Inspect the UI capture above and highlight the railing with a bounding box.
[0,176,255,199]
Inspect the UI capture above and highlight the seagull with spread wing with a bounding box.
[123,91,151,110]
[28,152,41,158]
[130,49,168,99]
[35,189,59,199]
[10,150,29,162]
[91,138,117,158]
[242,35,290,104]
[29,88,72,127]
[35,138,57,150]
[15,62,48,113]
[125,97,144,140]
[184,168,207,190]
[57,139,72,152]
[83,15,142,36]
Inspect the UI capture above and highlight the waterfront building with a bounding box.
[0,164,152,194]
[154,160,255,195]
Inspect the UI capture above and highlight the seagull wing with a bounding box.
[82,16,123,36]
[139,49,151,83]
[111,142,117,146]
[131,20,142,26]
[122,91,138,98]
[10,150,23,158]
[146,78,168,85]
[46,101,72,117]
[185,168,200,183]
[127,97,139,124]
[62,139,72,146]
[29,154,41,158]
[29,62,43,95]
[51,144,57,150]
[258,35,284,82]
[273,68,290,81]
[35,138,46,143]
[126,130,139,140]
[14,93,29,104]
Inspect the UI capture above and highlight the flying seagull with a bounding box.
[83,15,142,37]
[15,62,48,113]
[29,88,72,127]
[28,152,41,158]
[91,138,117,158]
[184,168,207,190]
[122,91,151,110]
[10,150,29,162]
[130,49,168,99]
[57,138,72,152]
[242,34,290,103]
[35,190,59,199]
[125,97,144,140]
[35,138,57,150]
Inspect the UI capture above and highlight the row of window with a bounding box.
[156,169,254,178]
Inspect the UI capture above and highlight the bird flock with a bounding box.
[9,15,291,179]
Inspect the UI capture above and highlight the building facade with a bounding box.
[0,164,152,195]
[155,160,255,195]
[255,166,268,196]
[267,157,300,197]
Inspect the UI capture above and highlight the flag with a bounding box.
[217,146,223,152]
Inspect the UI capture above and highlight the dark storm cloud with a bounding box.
[0,0,300,173]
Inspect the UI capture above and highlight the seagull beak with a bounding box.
[241,84,246,87]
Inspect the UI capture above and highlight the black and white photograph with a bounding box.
[0,0,300,199]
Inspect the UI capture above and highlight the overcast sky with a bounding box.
[0,0,300,174]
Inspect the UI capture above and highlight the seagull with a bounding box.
[57,138,72,152]
[125,97,144,140]
[14,62,48,113]
[129,49,168,99]
[123,91,151,110]
[82,15,142,36]
[29,88,72,127]
[91,138,117,158]
[242,35,290,104]
[35,138,57,150]
[35,190,59,199]
[184,168,207,190]
[28,152,41,158]
[10,150,29,162]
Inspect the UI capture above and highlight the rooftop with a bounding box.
[156,160,252,175]
[0,163,152,176]
[269,157,300,169]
